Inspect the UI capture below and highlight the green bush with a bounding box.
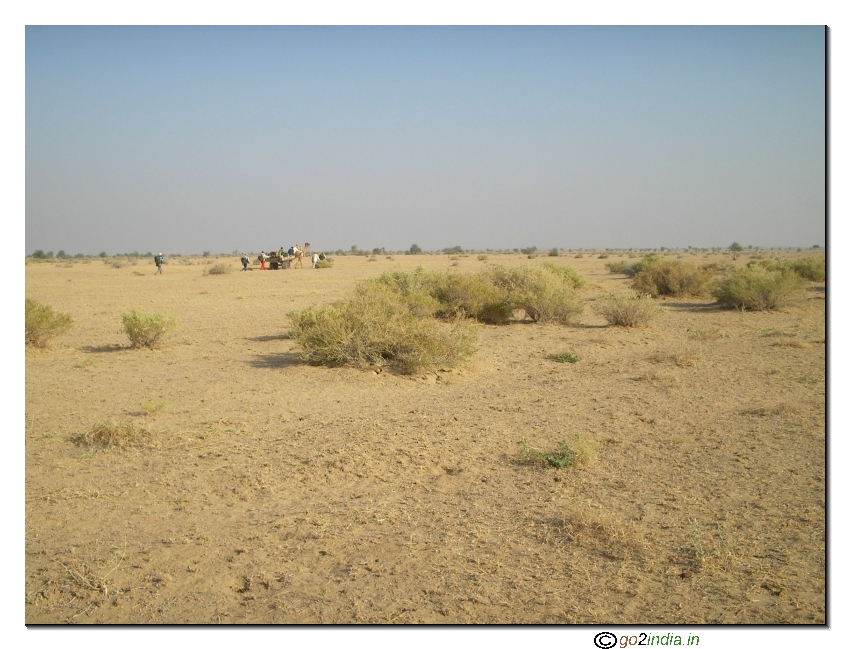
[121,310,177,348]
[423,271,512,323]
[288,282,478,374]
[541,262,586,289]
[631,260,713,297]
[713,265,806,311]
[314,259,333,269]
[784,257,825,282]
[25,299,72,347]
[486,265,584,324]
[548,248,560,257]
[593,290,661,327]
[604,260,630,274]
[623,254,661,277]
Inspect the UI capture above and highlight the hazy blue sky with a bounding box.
[25,26,825,255]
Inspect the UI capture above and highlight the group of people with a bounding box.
[242,247,324,271]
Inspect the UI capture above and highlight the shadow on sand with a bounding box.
[80,344,127,353]
[245,333,292,342]
[247,352,301,369]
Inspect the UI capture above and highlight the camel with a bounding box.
[292,243,310,269]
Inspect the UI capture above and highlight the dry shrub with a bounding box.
[423,271,512,323]
[593,290,660,327]
[71,421,154,448]
[632,260,713,297]
[604,260,630,274]
[121,310,177,348]
[556,505,644,561]
[650,346,701,368]
[314,259,333,269]
[713,265,806,311]
[486,265,584,324]
[25,299,73,347]
[204,263,233,275]
[287,282,478,374]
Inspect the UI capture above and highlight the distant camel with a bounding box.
[293,243,310,269]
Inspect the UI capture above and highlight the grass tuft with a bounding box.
[546,350,580,363]
[71,421,155,449]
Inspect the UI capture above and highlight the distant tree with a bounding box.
[372,247,385,255]
[99,251,108,258]
[56,250,68,259]
[46,251,54,259]
[812,244,820,249]
[203,251,211,257]
[350,245,359,253]
[442,246,463,255]
[729,242,743,252]
[548,248,560,257]
[74,253,85,258]
[31,250,46,259]
[409,244,422,255]
[143,252,153,257]
[520,246,537,255]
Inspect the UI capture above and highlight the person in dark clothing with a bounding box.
[154,253,164,275]
[241,254,250,271]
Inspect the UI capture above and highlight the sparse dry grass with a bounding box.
[555,504,644,561]
[771,337,812,349]
[688,327,728,340]
[649,346,701,368]
[71,421,155,449]
[204,263,233,275]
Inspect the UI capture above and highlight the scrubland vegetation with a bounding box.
[121,310,177,348]
[25,299,72,347]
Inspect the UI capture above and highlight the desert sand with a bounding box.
[25,250,825,623]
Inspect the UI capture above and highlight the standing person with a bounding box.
[241,253,250,271]
[154,252,164,275]
[312,251,320,268]
[258,252,267,270]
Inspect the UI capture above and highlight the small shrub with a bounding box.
[541,262,586,289]
[597,253,609,259]
[631,260,713,297]
[204,263,233,275]
[315,259,333,269]
[604,260,630,274]
[121,310,177,348]
[424,271,511,324]
[287,283,478,374]
[517,440,575,469]
[25,299,73,347]
[784,257,825,282]
[548,248,560,257]
[517,435,596,469]
[71,421,154,449]
[546,350,579,363]
[713,266,806,311]
[593,291,660,327]
[487,265,584,324]
[574,253,583,259]
[622,254,661,277]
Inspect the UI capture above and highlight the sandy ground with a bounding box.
[25,250,825,624]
